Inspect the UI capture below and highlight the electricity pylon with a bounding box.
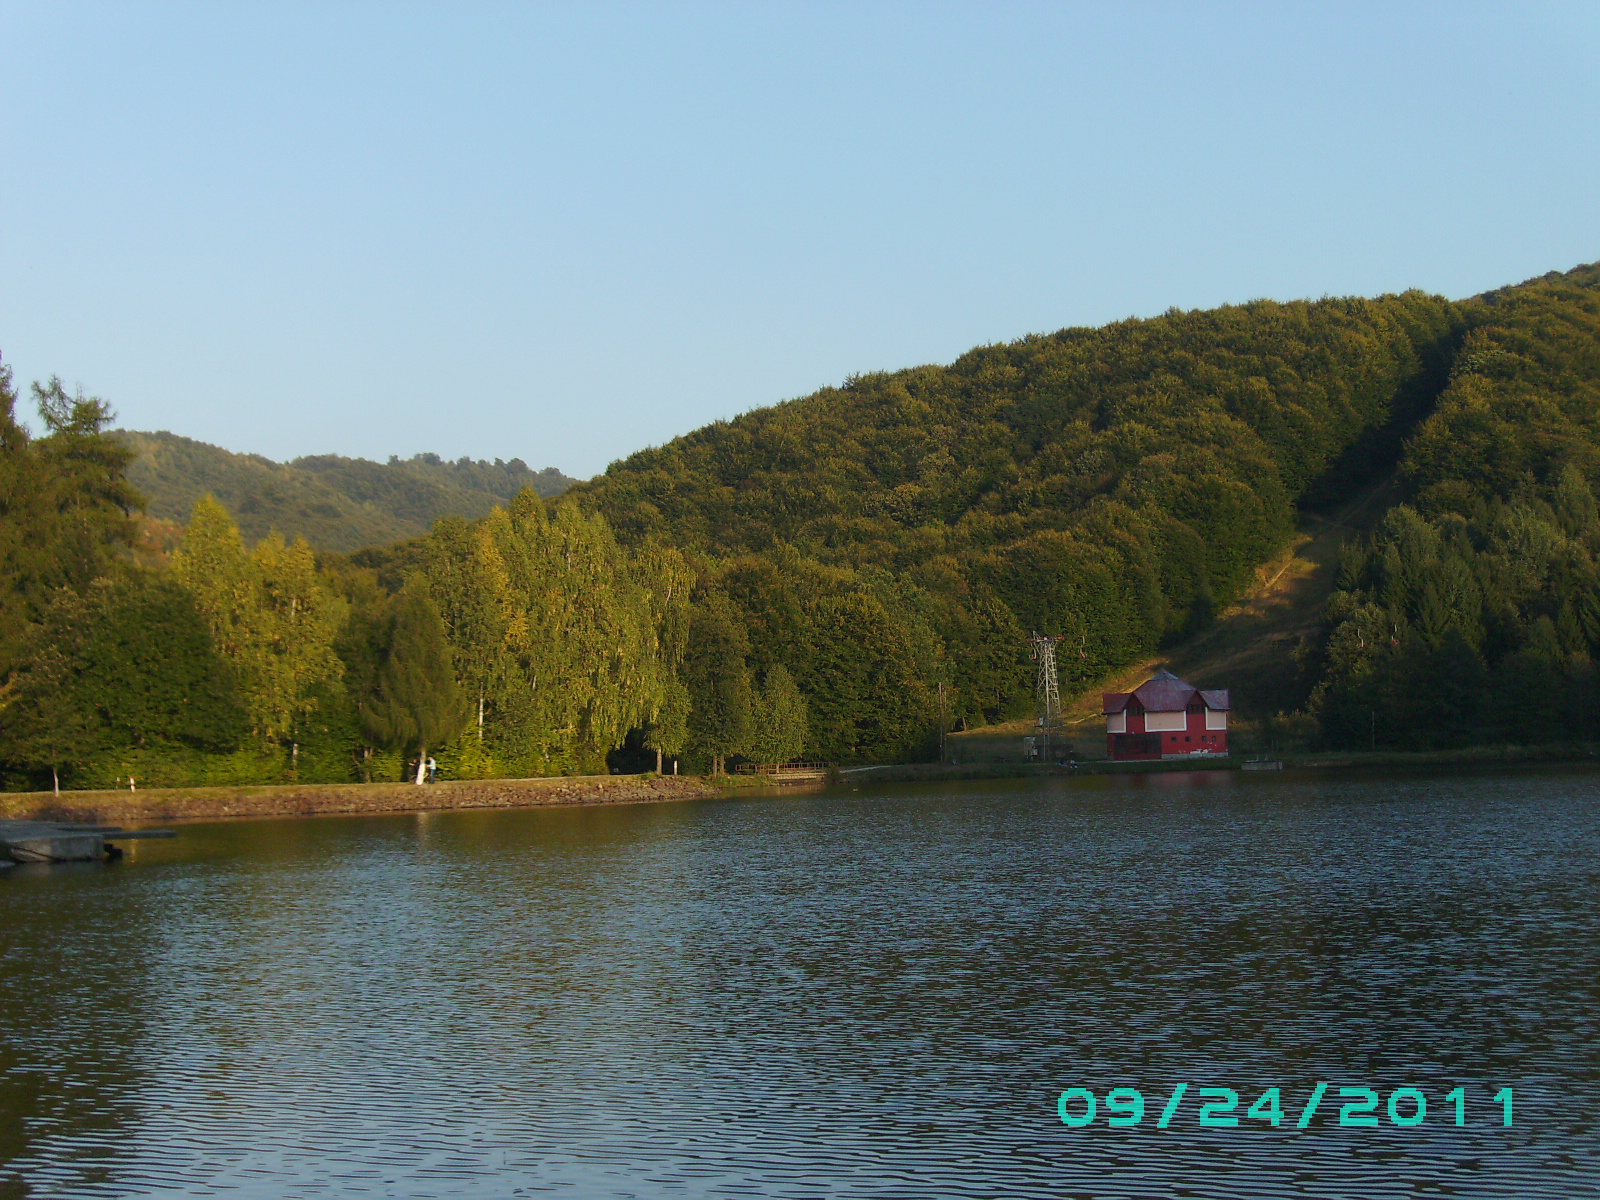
[1030,632,1063,761]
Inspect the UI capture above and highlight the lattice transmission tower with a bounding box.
[1029,632,1064,761]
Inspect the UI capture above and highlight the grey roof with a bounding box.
[1103,669,1230,715]
[1132,669,1193,713]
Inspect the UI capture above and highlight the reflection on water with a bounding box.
[2,769,1598,1197]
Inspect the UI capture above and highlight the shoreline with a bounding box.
[0,774,722,825]
[7,741,1594,826]
[851,742,1600,783]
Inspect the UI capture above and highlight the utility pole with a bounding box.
[1030,632,1063,763]
[938,681,947,764]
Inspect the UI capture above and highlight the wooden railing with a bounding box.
[733,761,834,780]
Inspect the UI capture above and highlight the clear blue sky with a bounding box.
[2,3,1597,479]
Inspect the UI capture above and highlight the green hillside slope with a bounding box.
[563,263,1600,759]
[1024,262,1600,738]
[119,431,578,551]
[566,288,1463,743]
[1311,261,1600,749]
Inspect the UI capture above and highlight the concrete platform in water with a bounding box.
[0,820,176,864]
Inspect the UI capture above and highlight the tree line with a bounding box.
[0,360,810,789]
[5,261,1598,786]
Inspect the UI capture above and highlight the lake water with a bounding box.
[2,769,1598,1198]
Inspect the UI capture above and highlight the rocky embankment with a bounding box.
[0,775,719,824]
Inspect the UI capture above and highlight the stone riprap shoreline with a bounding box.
[0,775,720,825]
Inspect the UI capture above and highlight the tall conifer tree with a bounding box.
[362,584,468,783]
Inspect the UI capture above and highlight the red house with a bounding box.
[1103,670,1230,760]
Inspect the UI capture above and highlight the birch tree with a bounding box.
[174,496,347,747]
[430,491,685,774]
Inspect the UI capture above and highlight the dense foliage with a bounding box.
[122,430,577,552]
[2,575,248,789]
[5,261,1599,788]
[1,360,674,787]
[0,369,142,674]
[570,289,1462,743]
[1313,265,1600,747]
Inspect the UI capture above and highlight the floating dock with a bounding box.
[0,820,176,864]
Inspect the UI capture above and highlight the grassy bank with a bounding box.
[0,774,720,824]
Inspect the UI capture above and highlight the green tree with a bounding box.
[749,663,809,764]
[30,377,142,593]
[682,595,754,774]
[644,678,690,773]
[1377,630,1490,748]
[422,515,511,743]
[249,531,348,746]
[173,496,347,748]
[361,584,468,784]
[78,575,248,752]
[324,566,401,781]
[0,637,98,794]
[0,362,142,673]
[0,576,246,790]
[806,592,932,763]
[942,591,1029,725]
[421,491,684,775]
[1492,640,1567,743]
[0,358,40,670]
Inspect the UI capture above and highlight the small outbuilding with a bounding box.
[1103,669,1229,760]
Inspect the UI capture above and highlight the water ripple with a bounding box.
[2,768,1598,1196]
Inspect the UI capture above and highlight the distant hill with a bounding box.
[118,431,579,551]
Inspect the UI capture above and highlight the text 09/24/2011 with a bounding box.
[1057,1084,1514,1130]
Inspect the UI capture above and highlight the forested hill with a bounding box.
[120,430,578,551]
[566,285,1465,718]
[1313,261,1600,749]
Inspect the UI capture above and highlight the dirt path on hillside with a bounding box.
[1048,470,1404,725]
